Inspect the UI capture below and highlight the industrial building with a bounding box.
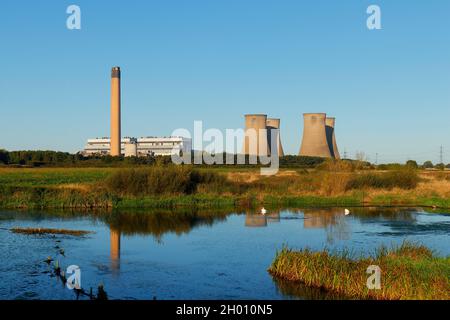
[82,136,192,157]
[325,117,341,159]
[266,118,285,157]
[299,113,340,159]
[242,114,285,157]
[81,67,192,158]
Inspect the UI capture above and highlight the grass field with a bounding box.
[0,167,114,187]
[0,166,449,209]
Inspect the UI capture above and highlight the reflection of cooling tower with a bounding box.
[299,113,332,158]
[110,67,121,156]
[242,114,269,156]
[303,209,340,229]
[266,212,280,223]
[266,118,285,157]
[326,117,340,159]
[245,214,268,227]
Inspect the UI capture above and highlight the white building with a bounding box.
[137,136,192,156]
[82,136,191,157]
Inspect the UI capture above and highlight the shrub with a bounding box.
[406,160,418,169]
[423,161,434,169]
[316,159,355,172]
[346,169,419,190]
[105,166,231,196]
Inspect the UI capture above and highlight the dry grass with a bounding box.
[56,183,93,192]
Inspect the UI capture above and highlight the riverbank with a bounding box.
[1,186,449,210]
[268,242,450,300]
[0,166,449,210]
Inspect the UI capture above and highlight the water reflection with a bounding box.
[302,209,351,244]
[245,214,267,227]
[273,277,348,300]
[245,211,281,227]
[110,229,121,274]
[267,212,280,223]
[1,206,448,300]
[104,209,230,240]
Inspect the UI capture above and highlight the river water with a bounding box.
[0,207,449,300]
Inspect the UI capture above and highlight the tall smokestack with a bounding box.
[299,113,332,158]
[266,118,285,157]
[325,117,340,159]
[242,114,269,156]
[110,67,121,156]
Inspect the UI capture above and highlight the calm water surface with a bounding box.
[0,207,449,300]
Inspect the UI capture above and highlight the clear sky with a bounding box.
[0,0,449,163]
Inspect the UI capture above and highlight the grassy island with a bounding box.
[268,242,450,300]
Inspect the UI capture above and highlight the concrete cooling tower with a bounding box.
[266,118,285,157]
[325,117,340,159]
[242,114,269,156]
[110,67,121,156]
[299,113,332,158]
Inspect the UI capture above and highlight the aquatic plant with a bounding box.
[11,227,91,236]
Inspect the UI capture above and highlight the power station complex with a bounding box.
[82,67,192,157]
[82,67,341,159]
[242,113,340,159]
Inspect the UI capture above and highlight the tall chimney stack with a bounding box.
[110,67,121,156]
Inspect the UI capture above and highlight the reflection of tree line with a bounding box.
[104,209,231,238]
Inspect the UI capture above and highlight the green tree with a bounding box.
[406,160,418,169]
[0,149,9,164]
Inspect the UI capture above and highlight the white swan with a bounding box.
[344,209,350,216]
[261,207,267,215]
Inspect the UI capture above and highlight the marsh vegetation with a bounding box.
[0,159,449,209]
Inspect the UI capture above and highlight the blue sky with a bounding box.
[0,0,449,163]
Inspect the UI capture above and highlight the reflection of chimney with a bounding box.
[245,214,267,227]
[266,118,285,157]
[110,229,121,272]
[110,67,121,156]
